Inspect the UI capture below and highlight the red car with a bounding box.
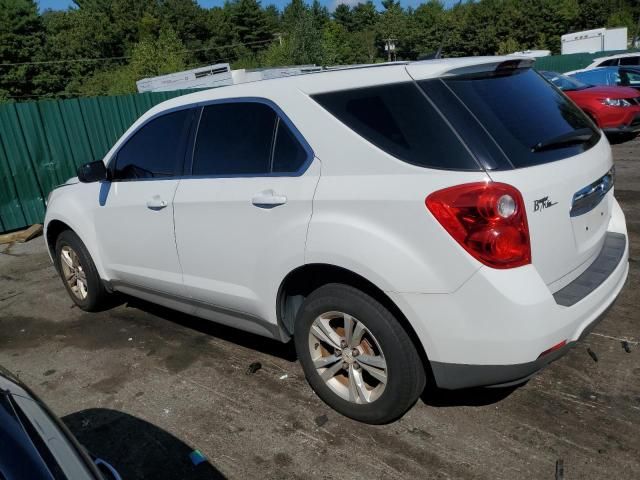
[541,70,640,139]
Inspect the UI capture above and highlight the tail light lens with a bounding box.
[426,182,531,269]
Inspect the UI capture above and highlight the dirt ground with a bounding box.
[1,140,639,480]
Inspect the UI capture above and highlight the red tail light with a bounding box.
[426,182,531,269]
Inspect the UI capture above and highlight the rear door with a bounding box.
[173,100,319,325]
[408,62,613,290]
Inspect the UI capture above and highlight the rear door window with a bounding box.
[620,57,640,66]
[312,83,479,170]
[192,102,309,176]
[435,68,599,168]
[193,102,276,176]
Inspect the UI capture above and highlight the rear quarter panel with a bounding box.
[298,95,488,294]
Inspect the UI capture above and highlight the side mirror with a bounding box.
[77,161,107,183]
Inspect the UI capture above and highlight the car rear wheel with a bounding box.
[55,230,109,311]
[294,283,426,424]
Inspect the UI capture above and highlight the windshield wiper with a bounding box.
[531,128,595,153]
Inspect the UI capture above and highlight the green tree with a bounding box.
[332,4,354,32]
[230,0,273,52]
[352,1,378,32]
[0,0,45,100]
[287,3,324,64]
[378,0,408,59]
[130,26,187,78]
[264,4,281,33]
[282,0,306,30]
[80,26,187,96]
[155,0,209,59]
[202,6,236,65]
[311,0,329,29]
[408,0,446,58]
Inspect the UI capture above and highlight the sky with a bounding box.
[38,0,460,13]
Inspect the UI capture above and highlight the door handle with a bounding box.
[146,196,168,210]
[251,190,287,208]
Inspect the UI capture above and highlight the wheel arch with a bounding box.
[276,263,432,377]
[44,215,108,281]
[45,219,73,261]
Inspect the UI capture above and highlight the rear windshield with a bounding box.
[435,68,599,168]
[311,82,480,170]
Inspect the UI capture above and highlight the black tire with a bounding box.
[294,283,426,424]
[54,230,110,311]
[607,132,638,145]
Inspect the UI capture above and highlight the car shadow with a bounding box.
[63,408,226,480]
[122,296,298,362]
[420,384,521,407]
[120,297,520,408]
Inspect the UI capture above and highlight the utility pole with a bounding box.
[384,38,397,62]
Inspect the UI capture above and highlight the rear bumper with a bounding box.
[429,298,615,389]
[389,201,629,390]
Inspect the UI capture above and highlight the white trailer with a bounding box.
[231,65,322,84]
[561,28,628,54]
[507,50,551,58]
[136,64,232,93]
[137,64,323,93]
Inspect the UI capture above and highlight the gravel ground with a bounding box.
[1,139,639,480]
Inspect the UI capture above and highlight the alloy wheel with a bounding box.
[308,311,388,404]
[60,245,88,300]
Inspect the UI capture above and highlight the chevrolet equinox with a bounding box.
[45,57,629,424]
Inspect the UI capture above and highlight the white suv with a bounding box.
[45,57,629,424]
[585,52,640,69]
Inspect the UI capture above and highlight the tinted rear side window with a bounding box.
[272,119,308,172]
[192,102,310,176]
[192,102,277,175]
[438,68,599,168]
[620,57,640,66]
[193,102,276,176]
[114,109,192,180]
[312,83,479,170]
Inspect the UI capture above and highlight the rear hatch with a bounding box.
[408,59,614,289]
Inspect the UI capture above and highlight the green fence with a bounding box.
[2,52,639,234]
[0,90,193,234]
[534,49,638,73]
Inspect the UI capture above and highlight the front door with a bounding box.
[95,108,195,296]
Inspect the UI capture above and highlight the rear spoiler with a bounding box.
[406,57,535,82]
[442,58,535,78]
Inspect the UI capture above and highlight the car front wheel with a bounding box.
[55,230,110,311]
[294,283,426,424]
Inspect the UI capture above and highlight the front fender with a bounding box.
[44,182,107,280]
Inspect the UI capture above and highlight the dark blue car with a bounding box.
[0,366,121,480]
